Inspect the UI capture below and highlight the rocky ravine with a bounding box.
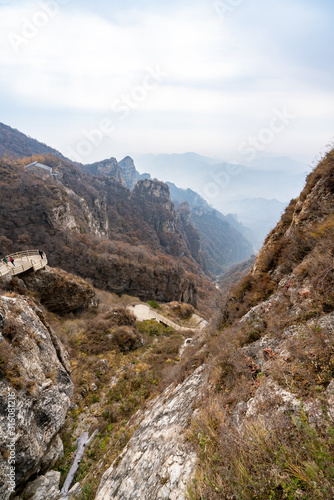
[95,366,207,500]
[0,295,73,498]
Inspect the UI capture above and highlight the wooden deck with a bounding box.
[0,250,47,278]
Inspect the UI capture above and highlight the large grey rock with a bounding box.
[118,156,140,190]
[18,266,97,314]
[40,434,64,471]
[96,366,207,500]
[0,295,73,498]
[16,471,61,500]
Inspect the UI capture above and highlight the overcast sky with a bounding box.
[0,0,333,164]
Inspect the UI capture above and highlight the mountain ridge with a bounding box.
[0,121,254,276]
[0,140,332,499]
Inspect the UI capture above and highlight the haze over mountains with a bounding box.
[1,122,311,249]
[0,121,313,251]
[134,152,309,245]
[0,138,333,499]
[133,153,308,203]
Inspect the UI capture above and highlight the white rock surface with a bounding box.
[95,365,207,500]
[15,471,61,500]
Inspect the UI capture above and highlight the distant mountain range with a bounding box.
[133,152,308,203]
[132,152,309,246]
[167,182,254,274]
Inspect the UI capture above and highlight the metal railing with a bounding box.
[0,250,48,277]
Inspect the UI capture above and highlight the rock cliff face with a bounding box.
[118,156,150,190]
[82,158,125,186]
[176,203,203,266]
[0,157,211,307]
[81,155,151,191]
[131,180,204,267]
[96,366,207,500]
[0,295,73,498]
[103,262,198,307]
[133,178,174,210]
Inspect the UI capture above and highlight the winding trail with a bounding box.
[127,303,208,333]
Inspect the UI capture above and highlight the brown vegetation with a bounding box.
[44,290,189,498]
[0,155,219,313]
[176,150,334,499]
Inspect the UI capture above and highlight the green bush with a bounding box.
[136,320,174,337]
[147,300,159,309]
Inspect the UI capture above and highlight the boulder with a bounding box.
[0,295,73,497]
[17,266,97,314]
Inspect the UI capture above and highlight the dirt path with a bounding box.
[127,304,208,333]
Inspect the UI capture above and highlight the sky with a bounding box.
[0,0,333,165]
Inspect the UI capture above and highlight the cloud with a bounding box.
[0,4,230,108]
[0,0,333,161]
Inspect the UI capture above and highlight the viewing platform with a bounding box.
[0,250,48,278]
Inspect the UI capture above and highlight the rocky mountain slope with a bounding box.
[0,261,210,499]
[0,265,101,499]
[80,156,150,190]
[181,148,334,498]
[81,157,125,186]
[90,149,334,499]
[0,148,332,500]
[0,292,73,498]
[0,122,65,160]
[95,366,207,500]
[118,156,150,190]
[168,182,253,274]
[79,155,254,274]
[0,155,214,308]
[0,122,254,280]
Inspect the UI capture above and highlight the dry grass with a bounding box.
[184,150,334,499]
[187,404,334,500]
[46,289,188,499]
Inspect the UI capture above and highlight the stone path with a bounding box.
[127,304,207,333]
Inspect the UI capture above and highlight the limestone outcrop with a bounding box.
[118,156,150,190]
[82,158,125,186]
[0,295,73,498]
[95,366,207,500]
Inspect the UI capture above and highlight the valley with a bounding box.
[0,124,333,500]
[1,0,333,498]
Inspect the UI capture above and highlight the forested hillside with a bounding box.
[0,122,65,160]
[0,155,217,312]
